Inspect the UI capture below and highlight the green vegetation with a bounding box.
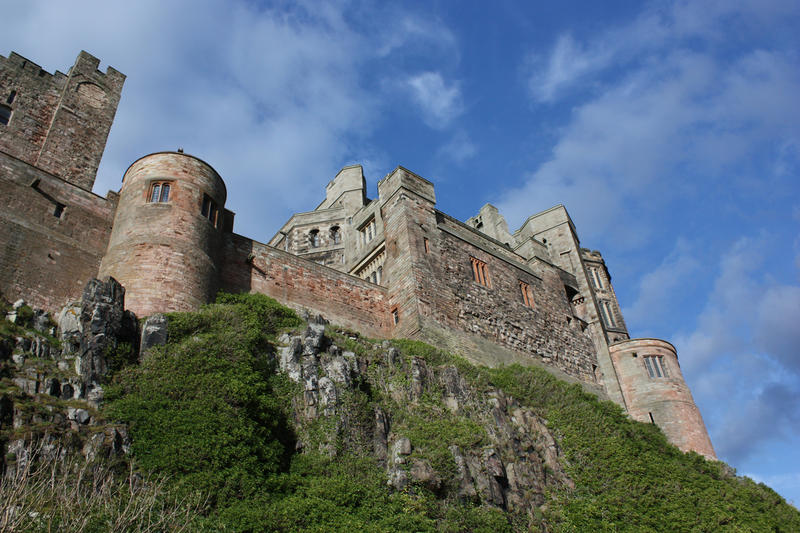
[7,291,786,532]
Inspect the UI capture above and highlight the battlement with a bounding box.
[1,52,68,86]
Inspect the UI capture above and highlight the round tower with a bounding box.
[609,338,716,459]
[99,151,227,317]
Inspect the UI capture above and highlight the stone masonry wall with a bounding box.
[419,220,599,382]
[0,51,124,190]
[0,152,116,311]
[220,234,389,338]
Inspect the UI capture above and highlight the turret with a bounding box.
[609,338,716,459]
[99,152,227,316]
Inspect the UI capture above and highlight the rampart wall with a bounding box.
[0,151,115,310]
[220,234,389,338]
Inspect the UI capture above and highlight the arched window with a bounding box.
[330,226,341,244]
[309,229,320,248]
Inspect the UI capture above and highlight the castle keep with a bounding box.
[0,51,716,459]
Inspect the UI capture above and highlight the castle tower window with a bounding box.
[53,203,65,218]
[391,307,399,325]
[589,267,605,290]
[359,218,376,247]
[309,229,320,248]
[470,257,491,288]
[519,281,533,307]
[599,300,616,328]
[148,182,172,203]
[331,226,341,245]
[377,265,383,284]
[7,90,17,105]
[0,104,11,126]
[201,194,219,227]
[424,237,430,253]
[643,355,668,378]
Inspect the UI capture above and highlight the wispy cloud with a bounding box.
[405,72,464,129]
[437,131,477,164]
[672,237,800,462]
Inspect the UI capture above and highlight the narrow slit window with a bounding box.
[424,237,430,253]
[53,203,65,218]
[7,90,16,105]
[0,104,11,126]
[519,281,533,307]
[200,193,219,227]
[391,307,399,325]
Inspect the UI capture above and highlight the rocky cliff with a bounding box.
[1,280,798,532]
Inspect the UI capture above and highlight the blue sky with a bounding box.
[3,0,799,506]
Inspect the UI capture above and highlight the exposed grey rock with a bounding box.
[12,377,37,395]
[318,376,337,415]
[44,378,61,397]
[374,407,390,464]
[392,437,412,461]
[410,357,427,400]
[77,277,138,384]
[386,346,401,368]
[32,309,51,333]
[60,382,74,400]
[410,459,441,491]
[279,336,303,381]
[140,313,168,357]
[57,303,82,357]
[303,323,326,353]
[450,445,478,501]
[387,467,408,491]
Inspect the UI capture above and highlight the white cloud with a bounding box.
[406,72,464,129]
[499,7,800,244]
[671,236,800,463]
[437,132,477,164]
[1,0,382,240]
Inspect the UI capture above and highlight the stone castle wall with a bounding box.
[0,151,116,310]
[0,51,124,190]
[220,234,389,338]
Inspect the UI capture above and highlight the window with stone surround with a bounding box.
[519,280,534,307]
[330,226,341,245]
[644,355,668,378]
[599,299,616,328]
[424,237,430,253]
[470,257,491,288]
[148,182,171,203]
[309,229,320,248]
[201,194,219,226]
[391,306,399,325]
[359,217,376,247]
[589,266,605,290]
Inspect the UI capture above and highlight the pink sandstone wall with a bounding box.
[609,338,716,459]
[220,234,389,338]
[0,152,116,311]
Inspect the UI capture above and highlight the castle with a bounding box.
[0,51,716,459]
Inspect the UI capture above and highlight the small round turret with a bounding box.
[99,152,226,316]
[609,338,716,459]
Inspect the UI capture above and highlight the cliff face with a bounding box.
[1,284,798,532]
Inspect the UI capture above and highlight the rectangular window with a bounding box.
[359,218,377,247]
[519,281,533,307]
[0,104,11,126]
[148,182,172,203]
[644,355,668,378]
[53,203,65,218]
[201,194,219,227]
[589,267,604,290]
[423,237,430,253]
[391,307,399,325]
[470,257,491,288]
[599,300,616,328]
